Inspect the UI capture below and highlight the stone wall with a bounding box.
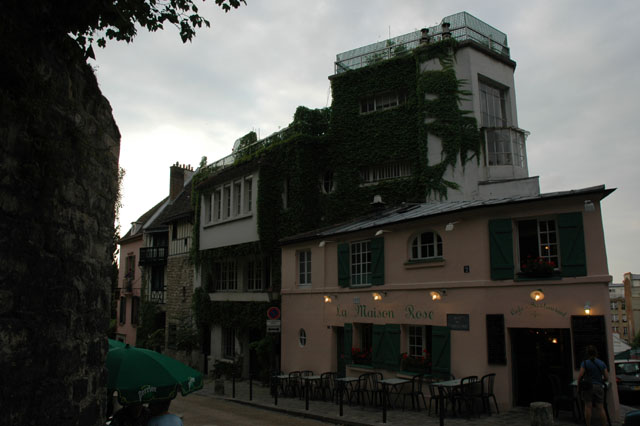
[0,25,120,426]
[164,254,196,365]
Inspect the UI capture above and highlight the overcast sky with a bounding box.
[93,0,640,283]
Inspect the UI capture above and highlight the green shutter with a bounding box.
[338,243,350,287]
[372,324,401,370]
[558,212,587,277]
[344,323,353,363]
[431,326,451,376]
[371,237,385,286]
[489,219,514,280]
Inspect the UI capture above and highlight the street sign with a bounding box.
[267,306,280,320]
[266,319,281,333]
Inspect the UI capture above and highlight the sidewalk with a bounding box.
[193,378,633,426]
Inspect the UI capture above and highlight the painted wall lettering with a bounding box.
[404,304,434,320]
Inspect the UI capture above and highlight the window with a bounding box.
[360,162,411,183]
[489,213,587,280]
[213,189,222,221]
[624,327,628,336]
[338,237,384,287]
[622,301,626,310]
[517,218,559,271]
[125,254,135,282]
[613,326,618,333]
[131,296,140,326]
[222,328,236,359]
[613,314,619,322]
[205,193,212,222]
[223,185,231,219]
[410,232,443,259]
[150,266,165,303]
[299,329,307,347]
[214,260,237,291]
[244,177,253,213]
[320,171,334,194]
[350,240,371,286]
[408,326,427,358]
[360,90,407,114]
[234,181,242,216]
[298,250,312,286]
[611,302,617,310]
[623,314,627,322]
[479,79,507,128]
[119,297,126,324]
[247,258,263,291]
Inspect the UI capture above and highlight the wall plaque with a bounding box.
[447,313,469,331]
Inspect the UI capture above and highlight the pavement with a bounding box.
[182,378,636,426]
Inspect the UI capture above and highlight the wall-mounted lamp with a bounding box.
[584,200,595,212]
[375,229,391,237]
[372,291,386,301]
[445,221,459,232]
[530,289,545,302]
[323,295,333,303]
[584,303,591,315]
[430,290,446,301]
[318,240,334,248]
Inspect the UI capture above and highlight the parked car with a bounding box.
[615,360,640,395]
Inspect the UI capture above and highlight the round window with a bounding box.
[299,329,307,347]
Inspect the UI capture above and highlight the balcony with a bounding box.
[149,289,166,304]
[139,246,168,266]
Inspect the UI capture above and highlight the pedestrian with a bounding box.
[577,345,609,426]
[110,403,150,426]
[147,399,183,426]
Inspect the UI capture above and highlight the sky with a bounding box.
[92,0,640,283]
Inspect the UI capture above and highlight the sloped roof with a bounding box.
[154,182,194,225]
[118,196,169,243]
[281,185,614,245]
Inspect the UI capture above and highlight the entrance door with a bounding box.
[511,328,572,406]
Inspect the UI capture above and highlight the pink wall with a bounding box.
[116,236,144,345]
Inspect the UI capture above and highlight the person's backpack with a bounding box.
[579,358,603,392]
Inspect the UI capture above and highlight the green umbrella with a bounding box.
[108,338,126,351]
[107,344,203,405]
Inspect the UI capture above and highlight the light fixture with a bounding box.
[584,303,591,315]
[530,289,545,302]
[375,229,391,236]
[323,295,332,303]
[430,290,446,301]
[318,240,334,248]
[445,221,459,232]
[372,292,386,301]
[584,200,595,212]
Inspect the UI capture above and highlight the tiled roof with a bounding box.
[118,197,169,243]
[281,185,614,244]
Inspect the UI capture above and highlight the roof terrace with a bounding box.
[334,11,509,74]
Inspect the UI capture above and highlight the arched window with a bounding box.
[410,232,443,259]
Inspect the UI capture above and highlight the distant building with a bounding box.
[623,272,640,342]
[609,282,629,342]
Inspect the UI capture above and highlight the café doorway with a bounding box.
[511,328,573,406]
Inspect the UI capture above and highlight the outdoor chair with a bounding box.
[318,372,336,402]
[479,373,499,415]
[285,371,301,397]
[352,372,383,406]
[453,376,480,418]
[401,373,427,411]
[548,373,580,421]
[427,380,451,416]
[298,370,314,400]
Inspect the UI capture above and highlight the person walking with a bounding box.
[147,399,183,426]
[577,345,609,426]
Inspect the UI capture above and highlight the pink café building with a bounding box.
[280,185,618,416]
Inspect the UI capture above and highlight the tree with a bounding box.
[2,0,245,55]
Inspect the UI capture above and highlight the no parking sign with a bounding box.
[266,306,280,320]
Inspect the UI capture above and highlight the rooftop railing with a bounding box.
[335,11,509,74]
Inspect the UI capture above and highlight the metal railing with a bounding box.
[334,11,510,74]
[139,246,168,266]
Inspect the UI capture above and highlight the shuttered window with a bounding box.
[337,237,385,287]
[489,219,514,280]
[372,324,401,370]
[431,326,451,375]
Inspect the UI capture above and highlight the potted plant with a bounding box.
[520,256,556,277]
[401,350,432,373]
[351,347,372,365]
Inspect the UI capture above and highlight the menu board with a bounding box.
[486,314,507,365]
[571,315,608,370]
[447,313,469,331]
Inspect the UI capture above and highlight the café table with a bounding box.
[302,375,322,400]
[379,378,409,409]
[335,376,359,404]
[432,378,462,422]
[274,374,290,396]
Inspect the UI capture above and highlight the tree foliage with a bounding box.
[2,0,245,54]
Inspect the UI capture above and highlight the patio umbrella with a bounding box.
[108,338,126,351]
[107,344,203,405]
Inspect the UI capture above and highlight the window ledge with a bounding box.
[349,364,374,371]
[515,273,562,282]
[203,212,253,228]
[404,258,445,269]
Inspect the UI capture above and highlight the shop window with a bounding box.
[222,327,236,359]
[299,329,307,347]
[298,250,312,286]
[410,232,443,260]
[489,212,586,280]
[337,237,384,287]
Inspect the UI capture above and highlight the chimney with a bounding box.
[169,162,185,202]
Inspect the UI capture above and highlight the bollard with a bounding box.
[274,376,278,406]
[249,375,253,401]
[382,384,387,423]
[305,379,310,411]
[339,381,344,417]
[232,375,236,399]
[439,392,445,426]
